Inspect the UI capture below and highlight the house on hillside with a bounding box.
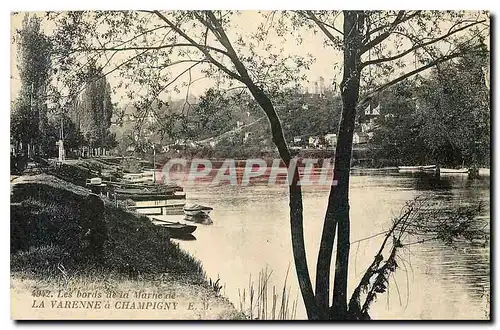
[353,132,369,145]
[364,103,380,116]
[360,102,381,141]
[324,133,337,147]
[308,136,320,148]
[175,138,196,148]
[244,132,253,143]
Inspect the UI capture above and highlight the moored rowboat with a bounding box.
[153,218,197,236]
[398,165,436,173]
[440,168,469,174]
[351,167,399,173]
[183,204,213,216]
[115,191,186,201]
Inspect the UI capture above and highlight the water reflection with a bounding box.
[172,234,197,241]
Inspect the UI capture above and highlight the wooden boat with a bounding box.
[129,201,186,216]
[115,187,172,195]
[116,193,185,201]
[421,165,437,172]
[184,204,213,216]
[123,177,153,184]
[440,168,469,174]
[398,166,422,172]
[398,165,436,173]
[111,180,185,200]
[351,167,399,173]
[108,181,183,192]
[114,189,186,201]
[184,214,213,225]
[479,168,490,176]
[153,218,197,237]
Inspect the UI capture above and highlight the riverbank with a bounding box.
[10,173,241,320]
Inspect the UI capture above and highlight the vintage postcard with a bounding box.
[10,10,490,320]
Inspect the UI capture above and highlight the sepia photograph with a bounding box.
[9,8,491,321]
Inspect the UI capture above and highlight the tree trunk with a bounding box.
[330,11,364,319]
[314,11,364,320]
[248,84,320,320]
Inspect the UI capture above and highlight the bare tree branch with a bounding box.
[359,50,483,105]
[152,10,245,83]
[361,19,486,68]
[56,48,150,103]
[361,11,408,54]
[66,43,230,57]
[304,11,343,36]
[364,10,421,42]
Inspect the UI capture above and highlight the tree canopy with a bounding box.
[11,14,52,155]
[371,49,490,167]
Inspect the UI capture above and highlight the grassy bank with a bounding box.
[10,174,241,319]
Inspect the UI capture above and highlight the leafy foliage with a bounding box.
[371,49,490,167]
[276,89,342,142]
[11,14,52,154]
[416,50,490,166]
[70,66,116,149]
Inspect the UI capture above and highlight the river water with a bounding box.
[158,172,490,320]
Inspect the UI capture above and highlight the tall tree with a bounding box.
[369,80,428,165]
[416,49,490,167]
[11,14,52,156]
[370,49,490,168]
[73,66,115,154]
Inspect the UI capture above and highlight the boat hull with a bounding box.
[153,218,197,237]
[398,165,436,173]
[351,167,399,174]
[440,168,469,174]
[116,193,186,201]
[184,210,211,216]
[160,224,197,236]
[184,214,213,225]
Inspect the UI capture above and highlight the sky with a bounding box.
[10,11,344,106]
[10,10,489,107]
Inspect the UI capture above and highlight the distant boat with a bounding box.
[153,218,197,237]
[398,165,436,173]
[440,168,469,174]
[351,167,399,173]
[109,182,183,192]
[114,189,186,201]
[479,168,490,176]
[183,204,213,216]
[122,172,154,183]
[398,165,421,172]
